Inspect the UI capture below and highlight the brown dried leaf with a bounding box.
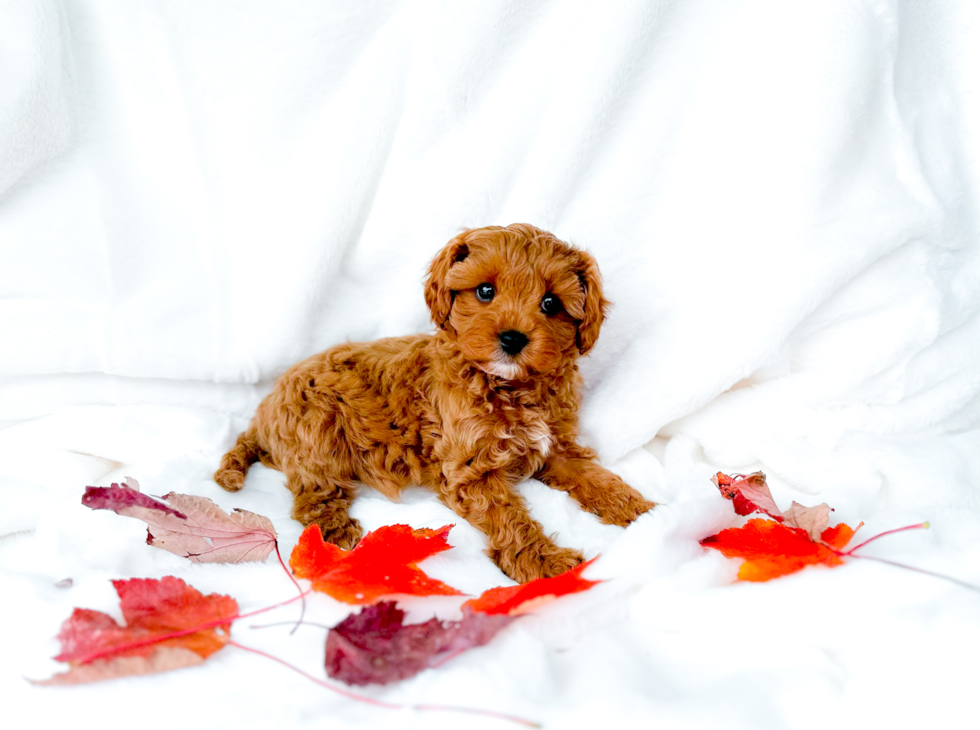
[780,500,833,541]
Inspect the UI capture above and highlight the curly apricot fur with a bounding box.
[215,223,655,582]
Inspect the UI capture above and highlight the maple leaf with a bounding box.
[463,556,602,615]
[701,518,859,581]
[711,472,832,540]
[35,576,238,685]
[289,523,464,604]
[83,478,277,563]
[324,602,515,685]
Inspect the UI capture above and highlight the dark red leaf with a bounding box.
[324,602,515,685]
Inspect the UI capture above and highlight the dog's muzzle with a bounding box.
[498,330,529,356]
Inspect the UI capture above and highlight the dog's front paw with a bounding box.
[610,491,657,527]
[294,497,363,551]
[504,542,584,583]
[319,518,363,551]
[588,478,656,527]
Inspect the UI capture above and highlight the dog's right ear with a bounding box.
[424,232,470,330]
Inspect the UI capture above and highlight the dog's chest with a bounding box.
[433,398,555,474]
[524,417,552,458]
[493,406,553,472]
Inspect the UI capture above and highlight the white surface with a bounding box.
[2,2,979,729]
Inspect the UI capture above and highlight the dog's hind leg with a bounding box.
[287,468,363,550]
[214,430,263,492]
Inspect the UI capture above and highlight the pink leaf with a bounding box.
[82,479,277,564]
[712,472,783,520]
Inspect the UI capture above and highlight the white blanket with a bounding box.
[3,2,979,728]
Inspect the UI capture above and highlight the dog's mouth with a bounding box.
[482,357,526,380]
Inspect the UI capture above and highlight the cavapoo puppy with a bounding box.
[215,223,654,582]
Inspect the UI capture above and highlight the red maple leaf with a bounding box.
[36,576,238,685]
[289,523,464,604]
[83,479,277,563]
[463,556,601,615]
[701,518,859,581]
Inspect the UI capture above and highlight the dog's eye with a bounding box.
[475,283,495,302]
[540,293,562,316]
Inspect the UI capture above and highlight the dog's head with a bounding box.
[424,223,609,380]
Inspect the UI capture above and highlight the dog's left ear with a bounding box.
[424,232,470,330]
[574,249,610,355]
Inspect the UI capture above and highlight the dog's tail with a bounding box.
[214,430,262,492]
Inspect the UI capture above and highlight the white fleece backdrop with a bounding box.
[2,1,979,729]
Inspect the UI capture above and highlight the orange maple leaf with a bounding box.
[289,523,464,604]
[463,557,601,615]
[37,576,238,684]
[701,518,859,582]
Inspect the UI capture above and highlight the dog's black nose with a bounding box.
[498,330,529,355]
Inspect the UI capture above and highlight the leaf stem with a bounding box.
[840,522,930,556]
[236,588,313,620]
[248,620,333,631]
[822,521,980,593]
[272,539,307,635]
[228,640,541,727]
[843,553,980,593]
